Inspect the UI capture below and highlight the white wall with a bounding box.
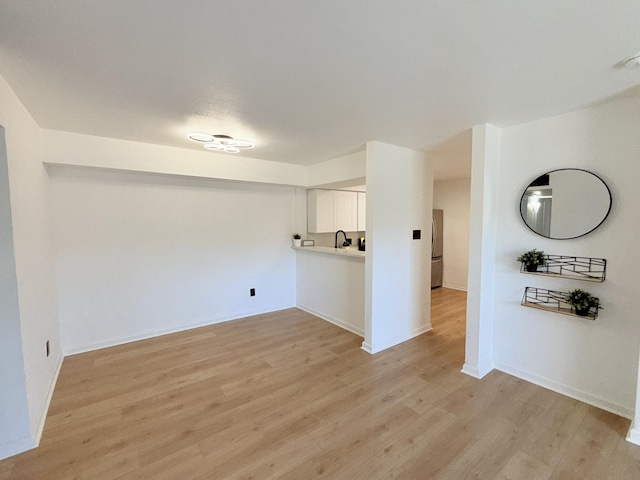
[296,251,365,336]
[492,93,640,418]
[50,167,297,353]
[463,124,501,379]
[0,75,62,459]
[433,178,471,291]
[0,126,32,458]
[307,150,366,188]
[364,141,433,353]
[41,130,307,186]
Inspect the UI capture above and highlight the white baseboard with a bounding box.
[365,324,433,354]
[627,423,640,445]
[34,353,63,444]
[442,283,467,292]
[461,364,479,377]
[0,436,37,461]
[461,362,494,379]
[0,353,64,461]
[296,304,364,337]
[360,341,373,354]
[64,304,296,355]
[495,362,633,419]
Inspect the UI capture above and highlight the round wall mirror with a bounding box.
[519,169,612,240]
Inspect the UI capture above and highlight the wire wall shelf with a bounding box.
[520,255,606,282]
[521,287,598,320]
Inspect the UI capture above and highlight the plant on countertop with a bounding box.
[517,249,547,272]
[293,233,301,239]
[292,233,302,247]
[566,289,601,316]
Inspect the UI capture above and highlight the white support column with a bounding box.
[0,125,33,459]
[627,347,640,445]
[462,124,501,378]
[363,141,433,354]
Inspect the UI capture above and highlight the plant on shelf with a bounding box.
[517,249,547,272]
[292,233,302,247]
[566,289,601,316]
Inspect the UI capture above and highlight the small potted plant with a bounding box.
[566,289,601,316]
[292,233,302,247]
[517,249,547,272]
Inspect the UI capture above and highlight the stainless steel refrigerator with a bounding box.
[431,209,443,289]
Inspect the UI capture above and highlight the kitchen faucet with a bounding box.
[334,230,348,248]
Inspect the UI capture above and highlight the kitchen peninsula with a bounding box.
[293,245,365,337]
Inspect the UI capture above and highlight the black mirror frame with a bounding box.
[519,168,612,240]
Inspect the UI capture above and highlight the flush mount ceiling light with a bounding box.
[204,143,240,154]
[188,133,254,153]
[187,133,215,142]
[624,54,640,69]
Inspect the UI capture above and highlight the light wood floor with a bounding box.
[2,288,640,479]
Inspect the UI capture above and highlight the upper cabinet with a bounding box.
[357,192,366,231]
[308,189,335,233]
[307,189,359,233]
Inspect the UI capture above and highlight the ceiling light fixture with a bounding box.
[623,54,640,69]
[204,143,241,154]
[188,133,254,153]
[187,133,215,142]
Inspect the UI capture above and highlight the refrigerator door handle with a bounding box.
[431,215,436,257]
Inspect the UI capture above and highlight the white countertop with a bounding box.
[291,245,365,259]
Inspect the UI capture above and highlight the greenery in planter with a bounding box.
[566,289,601,316]
[517,249,547,272]
[293,233,301,239]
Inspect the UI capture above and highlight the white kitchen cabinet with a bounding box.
[307,189,358,233]
[357,192,366,231]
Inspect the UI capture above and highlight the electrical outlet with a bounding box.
[46,340,50,357]
[346,238,352,245]
[250,288,256,297]
[413,230,421,240]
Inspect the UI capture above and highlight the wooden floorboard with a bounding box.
[2,287,640,479]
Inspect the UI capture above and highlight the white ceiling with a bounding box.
[1,1,639,167]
